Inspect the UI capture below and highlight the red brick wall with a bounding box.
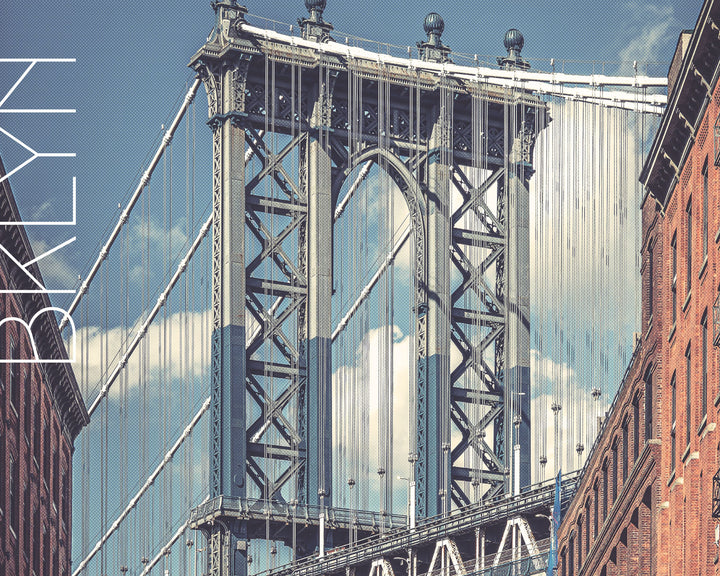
[0,262,74,576]
[656,76,720,576]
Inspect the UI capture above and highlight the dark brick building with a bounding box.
[0,157,88,576]
[556,0,720,574]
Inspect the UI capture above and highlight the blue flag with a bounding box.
[547,469,562,575]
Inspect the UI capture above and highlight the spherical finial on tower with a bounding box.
[498,28,529,70]
[424,12,444,45]
[305,0,326,21]
[305,0,326,11]
[503,28,524,56]
[418,12,451,62]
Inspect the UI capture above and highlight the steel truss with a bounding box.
[190,3,542,573]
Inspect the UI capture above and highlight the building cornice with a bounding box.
[0,157,89,442]
[640,0,720,206]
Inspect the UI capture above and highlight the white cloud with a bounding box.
[332,325,415,512]
[30,237,79,288]
[530,349,611,484]
[70,309,212,402]
[619,1,677,63]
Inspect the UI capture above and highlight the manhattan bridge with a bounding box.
[63,1,667,575]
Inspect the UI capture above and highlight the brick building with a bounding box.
[642,0,720,572]
[554,329,659,575]
[0,157,88,576]
[556,0,720,574]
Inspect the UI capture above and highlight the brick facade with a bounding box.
[647,2,720,571]
[555,337,660,575]
[557,1,720,574]
[0,158,88,576]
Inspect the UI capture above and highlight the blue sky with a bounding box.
[0,0,701,282]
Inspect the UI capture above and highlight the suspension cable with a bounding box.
[60,78,201,331]
[73,397,210,576]
[86,214,212,417]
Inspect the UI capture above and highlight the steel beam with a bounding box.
[419,89,453,518]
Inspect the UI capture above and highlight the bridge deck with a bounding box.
[249,473,579,576]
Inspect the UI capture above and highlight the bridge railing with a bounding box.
[189,496,407,531]
[257,472,579,576]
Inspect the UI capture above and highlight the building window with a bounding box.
[612,440,618,501]
[648,242,654,320]
[671,372,677,473]
[43,523,50,574]
[703,157,708,262]
[23,482,30,551]
[43,418,50,488]
[593,486,599,540]
[671,232,678,326]
[569,537,575,576]
[577,519,583,567]
[33,504,40,574]
[33,399,40,466]
[702,310,708,422]
[9,339,19,413]
[585,501,591,552]
[687,198,692,294]
[53,448,60,508]
[645,369,653,442]
[686,343,692,448]
[23,369,31,442]
[633,394,640,462]
[9,453,18,537]
[622,417,629,482]
[603,459,609,517]
[61,469,69,533]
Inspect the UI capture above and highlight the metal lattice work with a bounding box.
[189,4,542,570]
[714,468,720,518]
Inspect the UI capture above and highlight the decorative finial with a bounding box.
[504,29,524,58]
[498,28,530,70]
[305,0,327,23]
[299,0,333,41]
[423,13,444,46]
[418,13,451,63]
[208,1,247,43]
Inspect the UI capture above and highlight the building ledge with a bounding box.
[645,316,654,340]
[671,476,684,491]
[682,290,692,312]
[699,255,708,280]
[682,444,691,462]
[698,414,709,436]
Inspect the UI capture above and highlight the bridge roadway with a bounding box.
[189,497,407,552]
[245,472,580,576]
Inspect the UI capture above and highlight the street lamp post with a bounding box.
[397,476,416,530]
[535,511,555,575]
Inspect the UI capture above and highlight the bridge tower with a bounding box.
[189,2,541,573]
